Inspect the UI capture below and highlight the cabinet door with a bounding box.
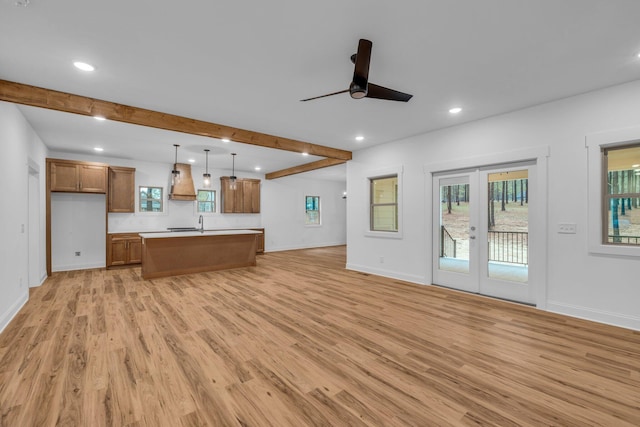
[221,178,239,213]
[249,180,260,213]
[50,162,79,192]
[254,229,264,253]
[242,181,253,213]
[109,167,135,212]
[79,165,107,193]
[127,238,142,264]
[109,238,128,266]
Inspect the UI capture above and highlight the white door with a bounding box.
[433,162,536,304]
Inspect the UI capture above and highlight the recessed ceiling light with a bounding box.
[449,107,462,114]
[93,147,104,152]
[221,138,230,143]
[73,61,95,72]
[632,164,640,168]
[254,166,262,171]
[93,116,106,121]
[355,135,365,141]
[302,152,309,156]
[188,159,196,163]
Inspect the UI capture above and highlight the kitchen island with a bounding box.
[139,229,261,279]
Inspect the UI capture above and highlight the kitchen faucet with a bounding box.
[198,215,204,233]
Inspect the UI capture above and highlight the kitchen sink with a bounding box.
[167,227,199,232]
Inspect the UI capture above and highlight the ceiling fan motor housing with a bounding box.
[349,80,367,99]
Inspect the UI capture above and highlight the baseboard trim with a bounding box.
[0,291,29,334]
[52,262,105,272]
[547,300,640,331]
[266,242,346,253]
[346,263,425,285]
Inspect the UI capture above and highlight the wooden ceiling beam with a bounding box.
[0,79,352,161]
[265,158,346,180]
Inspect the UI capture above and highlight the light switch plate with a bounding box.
[557,223,577,234]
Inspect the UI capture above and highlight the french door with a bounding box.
[432,162,536,305]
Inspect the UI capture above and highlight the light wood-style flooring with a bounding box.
[1,246,639,426]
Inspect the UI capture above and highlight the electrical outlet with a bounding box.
[379,256,384,263]
[557,223,577,234]
[75,251,81,256]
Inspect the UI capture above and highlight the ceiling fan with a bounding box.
[301,39,413,103]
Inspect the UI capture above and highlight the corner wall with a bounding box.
[0,102,48,333]
[347,80,640,330]
[261,175,347,252]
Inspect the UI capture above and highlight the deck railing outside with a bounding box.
[488,231,528,265]
[440,226,457,258]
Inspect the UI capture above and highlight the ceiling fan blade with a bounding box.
[366,83,413,102]
[300,89,349,102]
[352,39,372,87]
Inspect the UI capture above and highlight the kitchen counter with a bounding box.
[139,229,261,239]
[140,229,260,279]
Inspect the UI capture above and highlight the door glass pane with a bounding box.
[487,170,528,283]
[439,182,469,273]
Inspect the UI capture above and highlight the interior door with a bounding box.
[433,162,535,305]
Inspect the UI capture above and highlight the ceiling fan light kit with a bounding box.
[301,39,413,103]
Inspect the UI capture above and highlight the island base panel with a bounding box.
[141,234,257,279]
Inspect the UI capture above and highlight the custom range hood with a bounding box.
[169,163,196,200]
[169,145,196,200]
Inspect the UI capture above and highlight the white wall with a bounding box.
[0,102,48,333]
[51,193,106,271]
[347,79,640,331]
[262,175,347,251]
[49,151,346,252]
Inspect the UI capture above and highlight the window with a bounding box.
[586,126,640,256]
[305,196,320,225]
[602,143,640,246]
[370,175,398,232]
[197,189,216,213]
[139,186,163,212]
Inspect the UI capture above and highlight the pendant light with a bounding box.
[229,153,237,190]
[202,149,211,188]
[171,144,181,185]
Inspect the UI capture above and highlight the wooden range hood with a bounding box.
[169,163,196,200]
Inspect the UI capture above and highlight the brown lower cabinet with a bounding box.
[250,228,265,254]
[107,228,263,268]
[107,233,142,267]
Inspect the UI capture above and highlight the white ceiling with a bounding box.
[2,0,640,180]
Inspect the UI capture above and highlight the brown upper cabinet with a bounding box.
[220,177,261,213]
[48,159,108,193]
[108,166,136,212]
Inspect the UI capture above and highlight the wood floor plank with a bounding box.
[1,245,639,426]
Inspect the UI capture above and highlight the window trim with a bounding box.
[305,195,321,226]
[586,126,640,257]
[364,165,403,239]
[196,189,217,214]
[138,185,164,213]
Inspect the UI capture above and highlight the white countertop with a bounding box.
[139,229,262,239]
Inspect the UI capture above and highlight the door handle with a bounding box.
[470,236,476,240]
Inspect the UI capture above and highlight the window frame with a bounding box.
[586,127,640,257]
[370,175,398,232]
[196,189,217,214]
[364,165,403,239]
[305,195,321,226]
[601,144,640,246]
[138,185,164,213]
